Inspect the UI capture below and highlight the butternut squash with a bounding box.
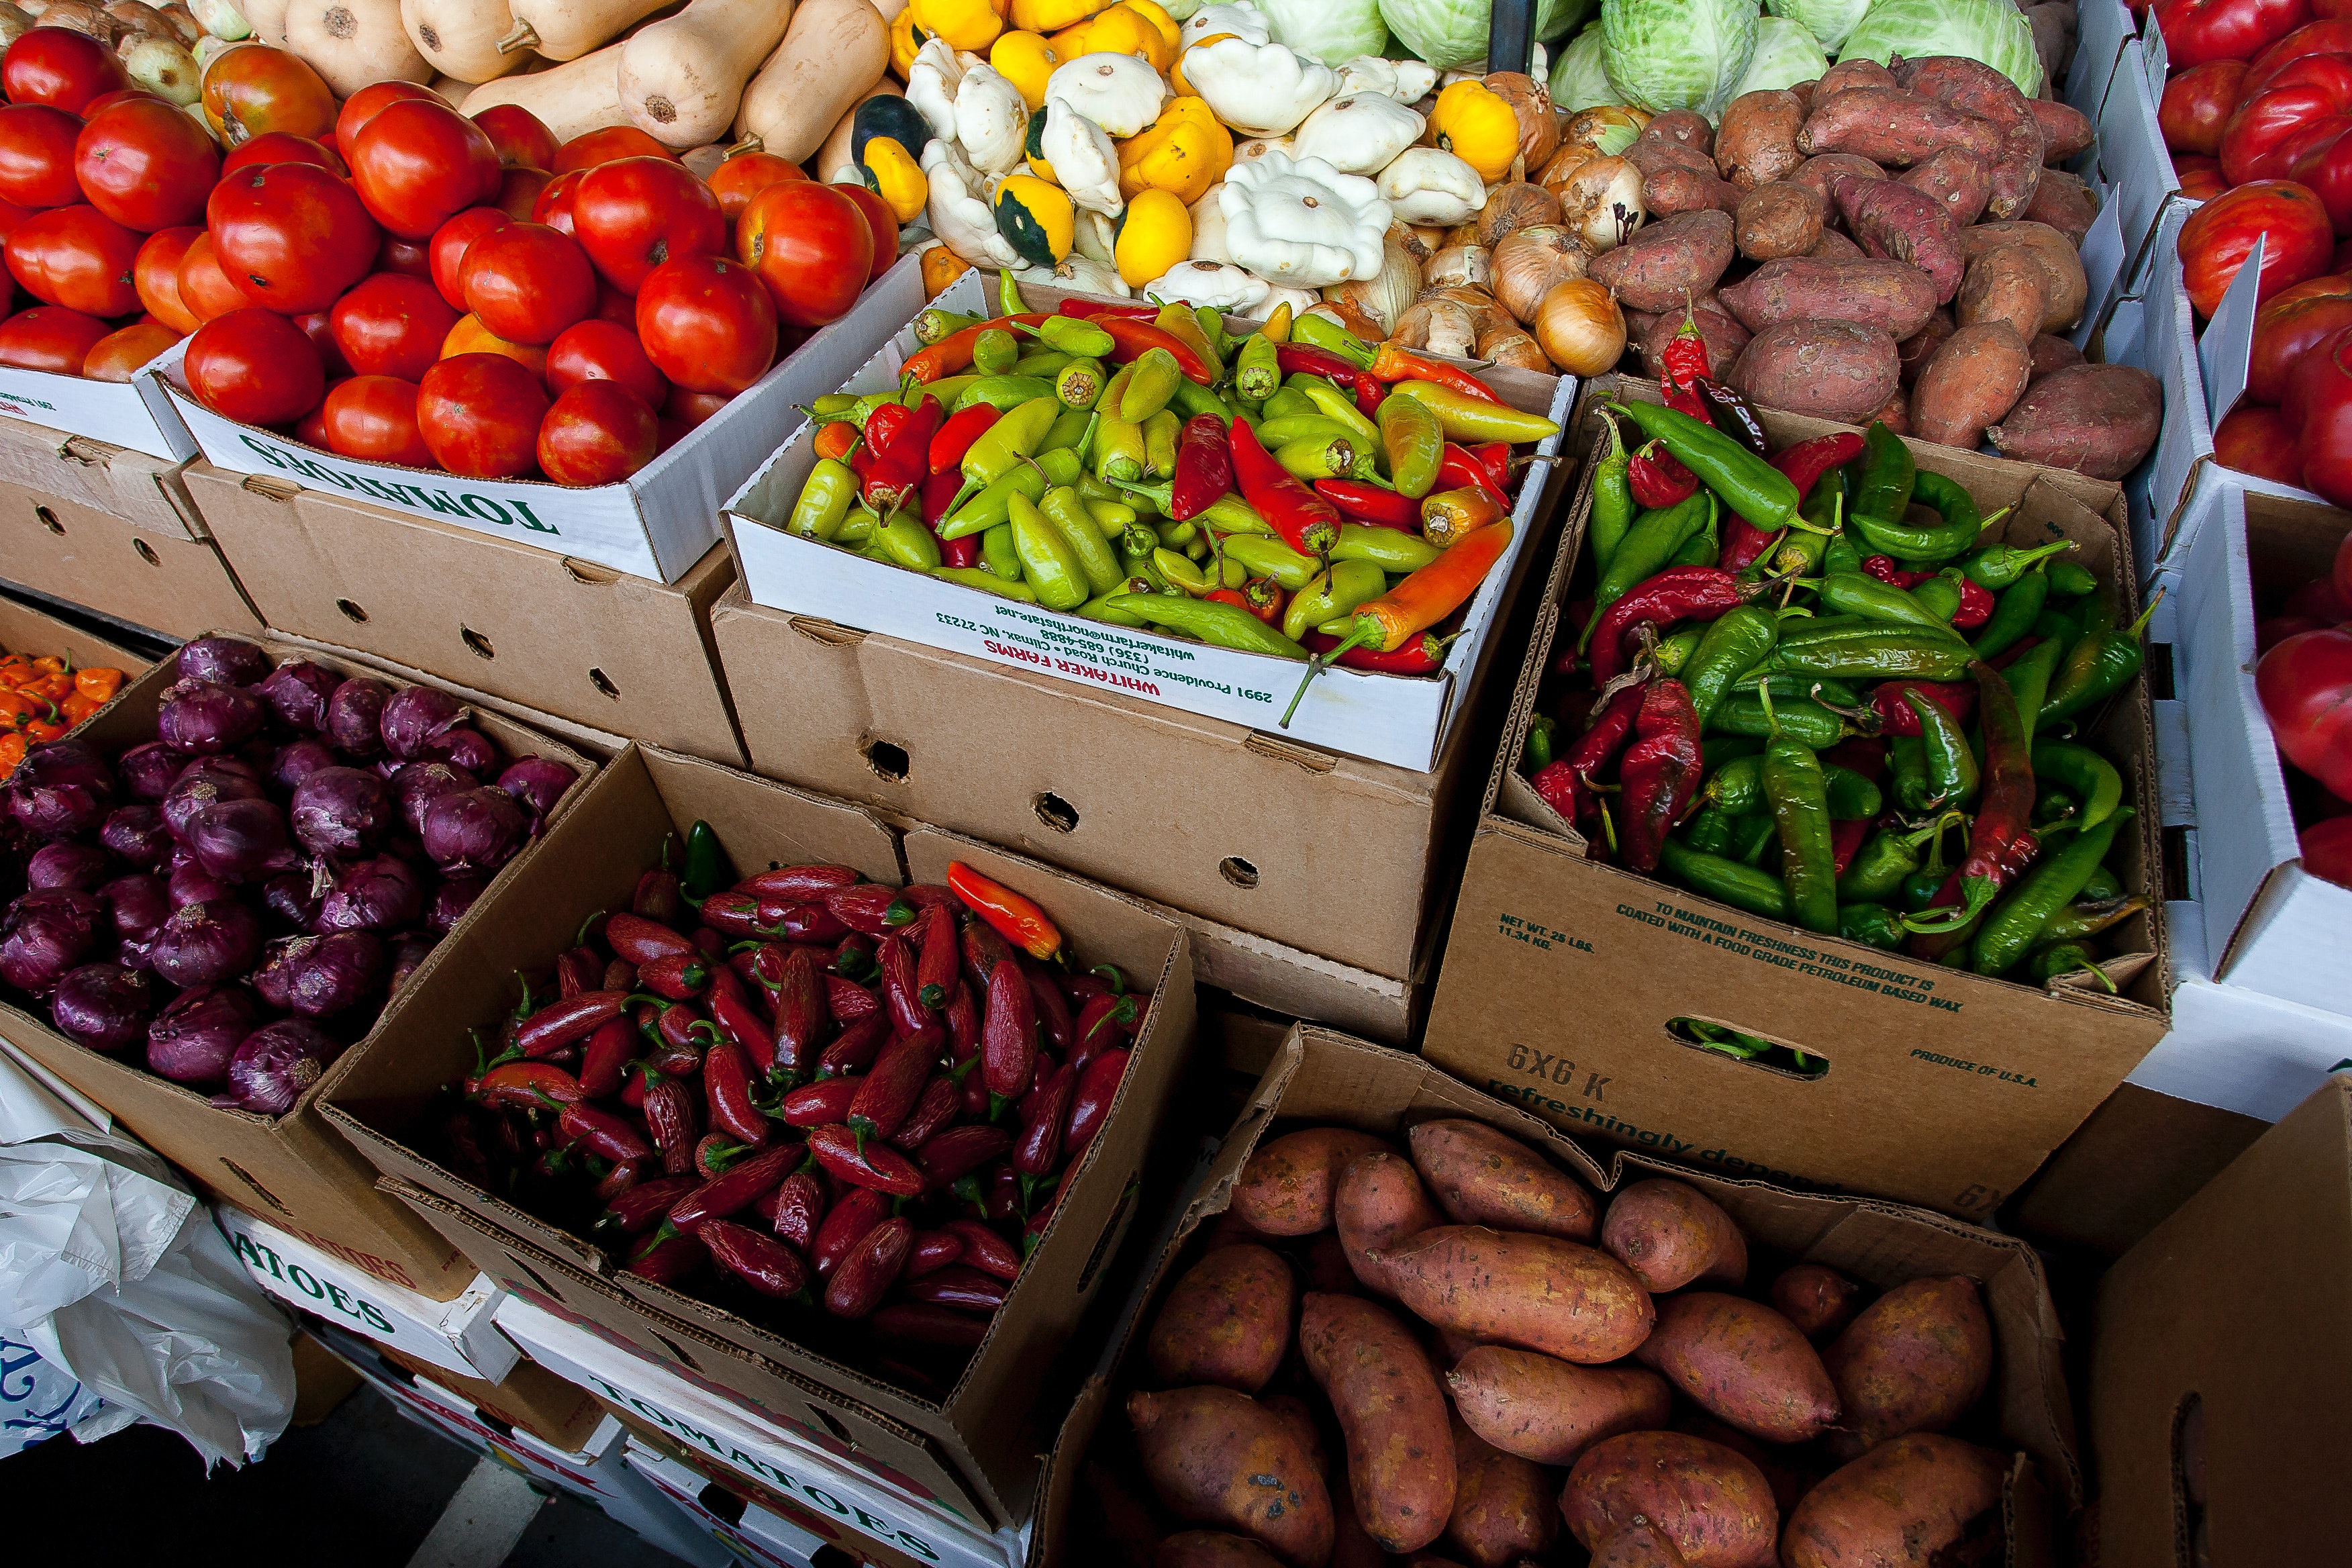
[402,0,527,84]
[460,38,630,140]
[429,70,475,105]
[283,0,430,94]
[618,0,792,149]
[497,0,663,62]
[865,0,902,17]
[815,76,899,181]
[730,0,883,163]
[239,0,289,42]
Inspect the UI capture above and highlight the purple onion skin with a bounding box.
[0,889,104,992]
[117,741,187,801]
[185,797,299,883]
[99,873,169,941]
[428,728,499,776]
[50,962,156,1052]
[497,756,577,818]
[325,678,391,758]
[258,660,342,732]
[290,767,395,858]
[391,762,477,838]
[387,932,438,996]
[260,871,323,932]
[28,840,112,891]
[7,779,107,840]
[17,740,113,795]
[264,929,383,1018]
[217,1019,343,1114]
[421,787,525,875]
[427,873,487,934]
[99,803,171,869]
[175,636,271,689]
[167,860,233,910]
[156,679,268,756]
[380,686,468,761]
[271,738,340,791]
[162,761,267,842]
[147,984,259,1085]
[148,898,264,988]
[318,854,424,934]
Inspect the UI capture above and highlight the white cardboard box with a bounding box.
[2067,0,2139,121]
[2097,209,2210,581]
[626,1440,829,1568]
[723,271,1573,772]
[2097,41,2186,274]
[0,358,197,464]
[142,252,926,583]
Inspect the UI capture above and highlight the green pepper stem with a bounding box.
[1281,622,1373,727]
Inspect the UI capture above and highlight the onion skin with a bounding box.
[258,660,342,732]
[325,678,392,758]
[156,679,268,756]
[149,897,264,987]
[217,1019,344,1114]
[379,685,469,761]
[51,961,156,1052]
[1534,276,1628,376]
[1491,224,1590,324]
[147,983,260,1085]
[497,756,577,818]
[29,840,112,891]
[289,766,395,856]
[422,786,526,874]
[175,635,271,687]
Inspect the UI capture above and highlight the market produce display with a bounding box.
[418,840,1148,1366]
[1520,371,2152,1003]
[2253,525,2352,887]
[0,644,124,777]
[1112,1116,2012,1566]
[780,271,1555,714]
[0,634,579,1104]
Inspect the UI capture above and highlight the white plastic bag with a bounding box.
[0,1042,297,1467]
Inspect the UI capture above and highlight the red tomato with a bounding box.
[7,205,140,315]
[636,254,774,393]
[200,44,336,147]
[593,278,632,322]
[833,183,897,285]
[0,105,85,209]
[664,383,729,430]
[219,132,346,179]
[2303,815,2352,886]
[736,181,872,327]
[293,308,349,377]
[74,98,220,232]
[429,206,511,309]
[2175,153,2234,201]
[207,162,382,313]
[459,220,595,345]
[2217,403,2308,483]
[79,88,162,119]
[331,272,462,381]
[2,28,129,114]
[2259,624,2352,796]
[0,305,110,373]
[2218,62,2352,184]
[2158,0,2312,66]
[83,320,178,381]
[537,379,656,484]
[2163,60,2253,156]
[296,385,334,448]
[495,165,550,220]
[2261,612,2337,650]
[347,99,502,240]
[2337,514,2352,607]
[552,126,677,175]
[705,151,803,219]
[185,307,326,425]
[545,317,666,404]
[2296,329,2352,499]
[571,157,725,293]
[322,374,435,465]
[134,225,201,332]
[175,233,248,323]
[473,103,558,172]
[418,352,548,477]
[532,168,583,235]
[2179,179,2337,316]
[2247,19,2352,91]
[336,81,443,152]
[440,312,548,378]
[377,232,433,281]
[2252,283,2352,401]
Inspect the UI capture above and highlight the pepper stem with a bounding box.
[1281,622,1373,727]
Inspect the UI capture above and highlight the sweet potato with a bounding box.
[1589,211,1735,313]
[1158,1534,1287,1568]
[1232,1127,1391,1236]
[1448,1345,1673,1465]
[1797,87,2006,170]
[1894,55,2043,219]
[1640,109,1714,154]
[1770,1263,1865,1340]
[1822,1275,1994,1459]
[1730,320,1900,424]
[1406,1118,1598,1241]
[1561,1431,1779,1568]
[1957,246,2051,345]
[1959,221,2086,331]
[1809,228,1864,260]
[1898,146,1990,228]
[1715,258,1935,338]
[1149,1243,1295,1393]
[1910,322,2032,450]
[1632,1292,1840,1444]
[1986,363,2163,479]
[1336,1150,1443,1296]
[1641,307,1750,385]
[1444,1420,1557,1568]
[1871,391,1913,436]
[1834,177,1963,305]
[1376,1226,1655,1365]
[2030,97,2095,161]
[1674,1414,1823,1515]
[1780,1434,2007,1568]
[1716,89,1805,189]
[1128,1386,1334,1567]
[2023,168,2100,244]
[1734,181,1826,260]
[1300,1293,1456,1555]
[1598,1178,1747,1291]
[1814,57,1894,97]
[1261,1393,1327,1476]
[1199,1209,1275,1251]
[1328,1467,1388,1568]
[1647,164,1746,218]
[1788,152,1884,203]
[1897,307,1957,387]
[2029,333,2086,380]
[1304,1232,1355,1295]
[1589,1524,1691,1568]
[1629,136,1716,183]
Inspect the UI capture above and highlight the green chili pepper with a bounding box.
[1667,509,1719,569]
[1820,571,1949,629]
[1374,392,1443,500]
[1961,540,2073,591]
[2079,593,2119,636]
[2001,636,2065,741]
[2034,789,2080,830]
[2033,740,2122,830]
[1036,315,1115,357]
[1013,350,1075,379]
[1910,573,1963,624]
[935,565,1038,601]
[1889,735,1932,815]
[2037,891,2147,945]
[1259,385,1316,422]
[942,447,1081,538]
[1907,690,1979,807]
[1524,713,1558,771]
[809,392,860,418]
[1680,805,1734,855]
[1763,731,1839,933]
[1385,381,1560,443]
[1077,583,1150,625]
[1009,492,1089,609]
[1704,734,1765,769]
[1273,434,1355,479]
[2027,940,2114,987]
[876,515,942,571]
[1851,470,1986,562]
[1223,534,1320,591]
[1589,412,1635,571]
[1155,547,1210,594]
[1660,836,1791,920]
[1331,524,1438,573]
[1254,415,1361,448]
[1085,499,1137,535]
[1765,619,1976,681]
[1823,530,1863,579]
[2041,597,2159,727]
[1042,486,1122,595]
[1119,348,1182,422]
[1973,569,2049,659]
[981,523,1022,579]
[1655,626,1704,675]
[1732,814,1777,865]
[954,375,1054,413]
[1837,814,1957,904]
[1613,399,1800,529]
[681,820,726,901]
[1044,403,1093,452]
[1583,493,1713,644]
[1192,307,1232,364]
[1710,755,1870,816]
[1233,334,1281,403]
[1294,375,1380,448]
[1730,674,1864,706]
[1144,409,1182,479]
[1055,358,1107,409]
[2047,560,2099,599]
[836,511,875,544]
[1839,903,1906,950]
[1824,765,1882,820]
[2083,865,2122,901]
[1972,809,2133,977]
[1710,695,1847,749]
[1292,314,1375,368]
[1681,607,1779,732]
[1282,559,1386,641]
[961,397,1060,484]
[1099,593,1311,658]
[914,307,981,345]
[997,267,1026,316]
[789,458,856,540]
[1849,422,1916,528]
[1096,414,1147,483]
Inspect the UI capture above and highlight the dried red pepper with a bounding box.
[1628,441,1700,509]
[928,403,999,475]
[1910,660,2040,957]
[1617,679,1702,873]
[1584,566,1754,686]
[1438,442,1511,511]
[1314,477,1418,530]
[1529,683,1646,831]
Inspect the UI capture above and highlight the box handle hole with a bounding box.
[588,667,620,699]
[131,537,159,566]
[34,504,61,534]
[805,1403,854,1448]
[1219,856,1259,889]
[460,627,495,660]
[1665,1017,1830,1080]
[219,1158,293,1216]
[697,1483,747,1525]
[1034,792,1078,833]
[864,740,909,783]
[335,598,369,624]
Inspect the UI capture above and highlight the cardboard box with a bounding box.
[323,744,1198,1528]
[2092,42,2184,285]
[2009,1081,2269,1256]
[2091,205,2209,581]
[0,589,151,683]
[722,272,1574,773]
[2065,0,2137,123]
[186,465,747,766]
[0,413,259,640]
[142,252,927,584]
[624,1438,830,1568]
[1421,377,2171,1221]
[1,632,597,1300]
[2090,1073,2352,1565]
[0,350,198,464]
[1027,1024,2079,1565]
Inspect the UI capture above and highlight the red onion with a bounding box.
[50,962,156,1052]
[175,636,271,688]
[185,797,300,883]
[257,930,383,1018]
[28,841,112,891]
[19,740,115,795]
[290,767,393,856]
[318,854,423,933]
[380,686,468,761]
[117,741,187,801]
[271,738,340,791]
[387,932,438,995]
[99,803,172,868]
[149,899,264,987]
[156,680,268,756]
[99,873,169,941]
[391,761,477,837]
[427,873,487,934]
[325,678,391,758]
[260,871,323,932]
[426,727,497,776]
[216,1020,343,1114]
[7,744,113,840]
[497,756,577,818]
[421,787,524,874]
[166,860,234,910]
[0,889,103,993]
[258,660,343,732]
[147,984,259,1085]
[163,760,267,842]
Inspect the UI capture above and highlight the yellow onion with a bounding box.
[1422,283,1510,340]
[1491,224,1588,324]
[1388,222,1438,266]
[1425,243,1490,290]
[1318,291,1385,338]
[1390,297,1478,359]
[1534,278,1626,376]
[1409,222,1451,258]
[1477,182,1562,249]
[1557,155,1644,254]
[1536,142,1596,196]
[1439,219,1481,251]
[1478,323,1550,372]
[1563,105,1649,155]
[1322,233,1422,337]
[1483,71,1557,170]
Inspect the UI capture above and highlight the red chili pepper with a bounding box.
[579,1016,638,1097]
[1314,478,1418,530]
[940,1218,1020,1281]
[1061,297,1153,319]
[1823,738,1888,780]
[651,1000,714,1062]
[1026,963,1073,1054]
[905,1265,1007,1313]
[636,951,709,1000]
[554,947,601,1000]
[516,991,631,1059]
[665,1142,797,1233]
[1438,442,1511,511]
[769,1170,824,1252]
[1586,567,1754,687]
[916,1124,1013,1190]
[1718,514,1783,574]
[858,397,942,511]
[1274,342,1365,387]
[823,1216,912,1318]
[1228,416,1340,560]
[849,1024,940,1146]
[944,981,985,1117]
[1302,628,1451,675]
[1617,679,1703,874]
[819,1014,890,1077]
[624,1231,706,1284]
[698,891,763,937]
[909,902,957,1011]
[1064,1046,1128,1161]
[903,313,1048,382]
[642,1073,701,1175]
[921,467,965,531]
[909,1228,965,1278]
[806,1123,924,1196]
[1951,576,1996,631]
[947,863,1060,959]
[981,958,1036,1103]
[961,919,1021,989]
[810,1186,887,1277]
[703,1042,770,1144]
[736,865,861,901]
[1530,683,1646,832]
[1661,322,1710,420]
[1013,1059,1074,1179]
[1769,432,1865,498]
[695,1133,752,1179]
[1354,375,1385,417]
[1628,442,1700,508]
[1169,413,1232,522]
[1912,662,2041,959]
[1863,555,1934,588]
[1471,442,1511,489]
[824,883,906,937]
[596,1175,697,1236]
[761,943,828,1085]
[1366,341,1502,403]
[875,932,929,1034]
[557,1101,653,1163]
[929,402,999,475]
[781,1075,859,1126]
[1069,991,1137,1071]
[701,1218,809,1297]
[893,1073,961,1153]
[1870,679,1975,737]
[605,912,693,964]
[1832,817,1870,877]
[706,983,767,1060]
[472,1060,583,1110]
[1088,315,1212,383]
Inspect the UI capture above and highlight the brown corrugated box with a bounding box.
[374,1341,605,1454]
[2009,1081,2268,1257]
[0,590,152,684]
[1420,377,2169,1220]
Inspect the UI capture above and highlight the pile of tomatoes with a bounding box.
[2253,524,2352,886]
[0,29,897,488]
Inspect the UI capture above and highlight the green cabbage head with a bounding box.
[1549,24,1617,110]
[1763,0,1869,54]
[1602,0,1759,122]
[1732,15,1828,95]
[1836,0,2043,96]
[1255,0,1392,65]
[1381,0,1593,72]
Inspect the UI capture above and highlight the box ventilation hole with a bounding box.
[697,1484,747,1525]
[130,537,159,567]
[2162,826,2192,904]
[654,1333,702,1373]
[2173,1392,2206,1568]
[1219,857,1259,889]
[219,1159,293,1216]
[864,740,909,783]
[336,599,369,623]
[477,1414,515,1441]
[1665,1018,1830,1080]
[460,627,495,660]
[1034,792,1078,833]
[588,667,620,699]
[2149,640,2177,701]
[805,1404,854,1447]
[34,504,61,534]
